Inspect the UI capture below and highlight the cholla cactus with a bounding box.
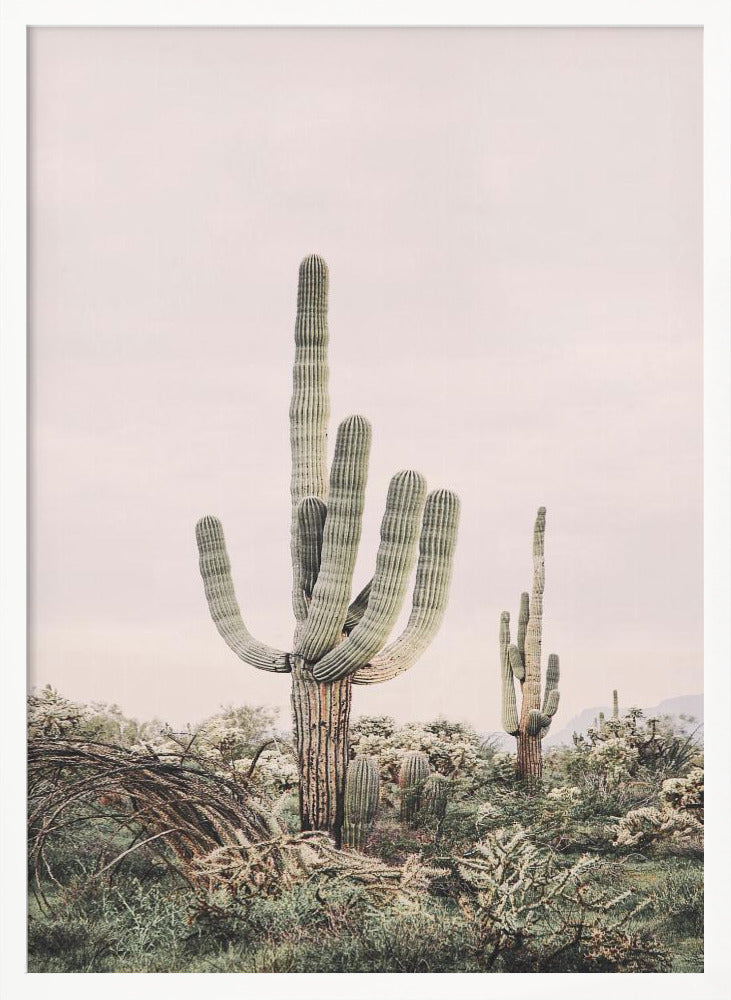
[342,755,380,850]
[195,257,460,844]
[399,750,431,825]
[454,828,655,971]
[613,805,703,850]
[499,508,560,781]
[660,767,704,819]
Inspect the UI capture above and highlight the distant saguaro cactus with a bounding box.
[399,750,431,825]
[613,689,619,720]
[500,507,560,782]
[196,256,460,844]
[342,755,380,850]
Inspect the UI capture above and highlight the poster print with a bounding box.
[23,22,710,984]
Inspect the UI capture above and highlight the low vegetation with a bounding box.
[27,686,703,973]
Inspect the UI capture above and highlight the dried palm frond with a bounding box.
[28,737,287,906]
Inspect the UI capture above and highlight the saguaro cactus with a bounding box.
[612,689,619,720]
[399,750,431,825]
[196,256,460,844]
[423,773,451,822]
[499,507,560,782]
[342,755,380,850]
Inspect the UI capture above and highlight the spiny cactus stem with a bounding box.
[399,750,430,826]
[342,755,380,850]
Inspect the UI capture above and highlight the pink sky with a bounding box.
[29,27,702,731]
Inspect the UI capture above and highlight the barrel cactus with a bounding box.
[499,507,560,782]
[399,750,431,825]
[195,256,460,844]
[342,755,380,850]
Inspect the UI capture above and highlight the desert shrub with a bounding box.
[28,910,117,973]
[132,704,298,799]
[28,690,298,803]
[184,896,475,973]
[653,864,704,938]
[28,685,164,745]
[579,926,672,972]
[565,709,702,790]
[350,715,488,790]
[467,782,620,856]
[28,874,191,973]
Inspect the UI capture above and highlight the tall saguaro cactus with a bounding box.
[196,256,460,844]
[500,507,560,782]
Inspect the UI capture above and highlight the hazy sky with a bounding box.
[29,27,702,733]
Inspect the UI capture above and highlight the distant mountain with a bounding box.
[543,693,703,748]
[484,694,703,751]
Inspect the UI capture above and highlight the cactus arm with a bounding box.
[296,415,372,661]
[297,496,327,600]
[508,644,526,682]
[312,470,426,682]
[526,709,544,736]
[500,612,520,736]
[543,689,560,717]
[539,652,560,737]
[543,652,560,703]
[539,689,560,738]
[516,591,529,672]
[351,489,460,685]
[343,579,372,633]
[195,516,290,672]
[290,255,331,622]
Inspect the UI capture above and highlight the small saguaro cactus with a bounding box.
[195,256,460,845]
[423,773,451,822]
[499,507,560,782]
[612,689,619,720]
[399,750,431,825]
[342,755,380,850]
[598,711,606,728]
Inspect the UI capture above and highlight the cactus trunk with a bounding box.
[516,731,542,782]
[290,657,352,844]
